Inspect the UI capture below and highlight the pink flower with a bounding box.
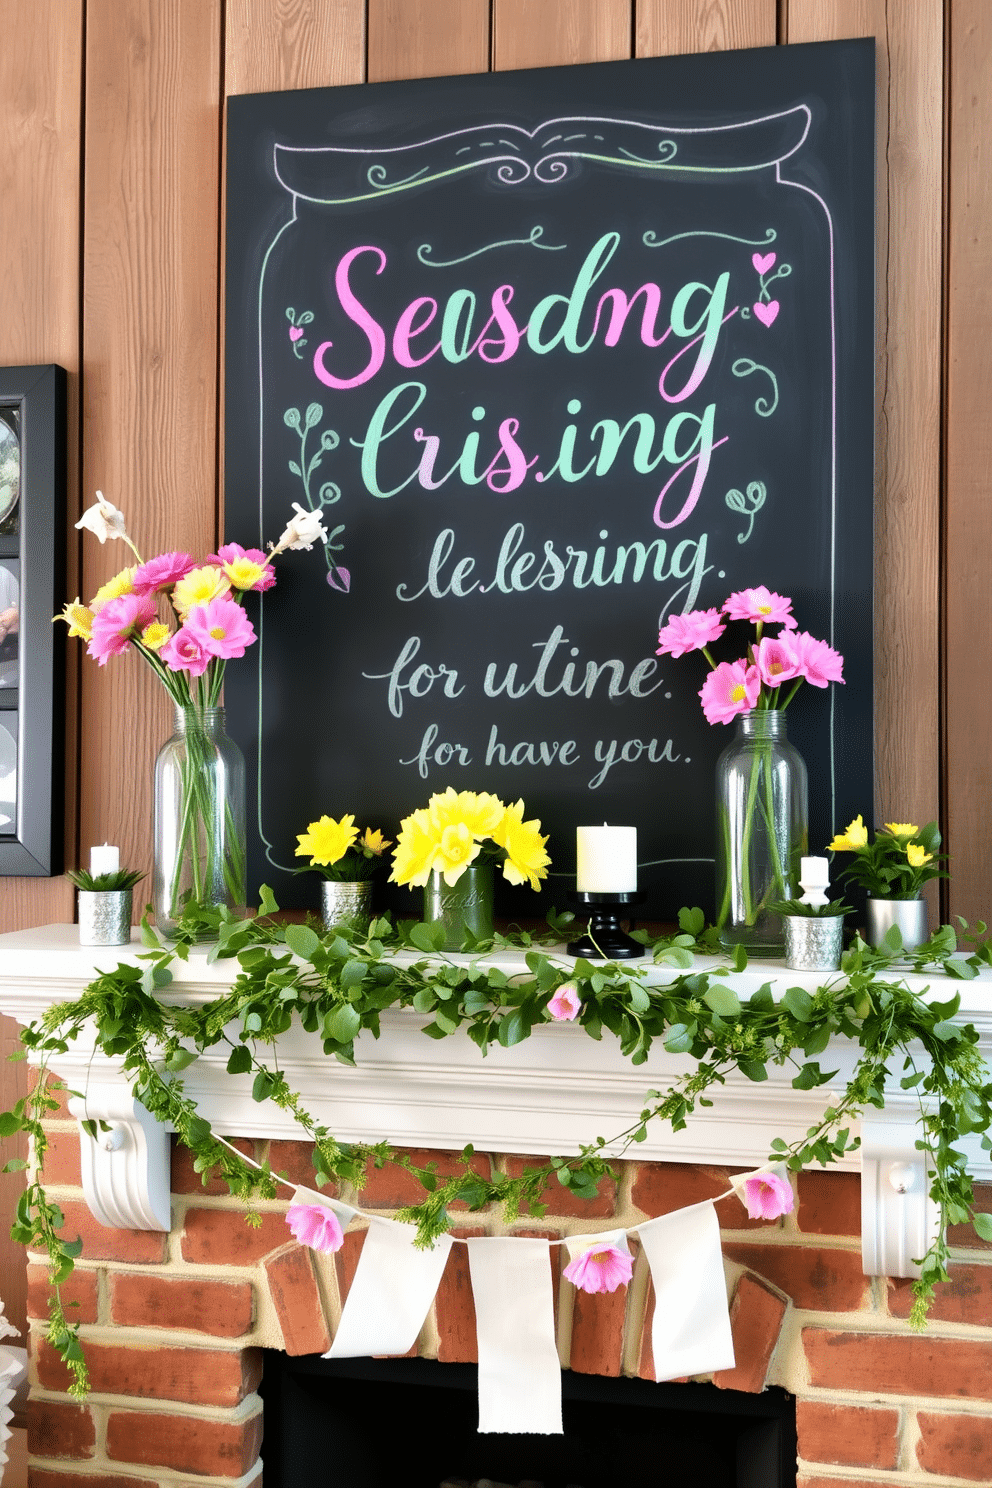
[184,596,256,658]
[742,1172,794,1220]
[285,1202,345,1253]
[656,607,726,658]
[208,542,277,592]
[564,1243,634,1294]
[699,659,760,725]
[791,630,845,688]
[723,586,797,628]
[131,551,196,595]
[86,593,158,666]
[548,982,581,1021]
[753,634,802,689]
[160,626,211,677]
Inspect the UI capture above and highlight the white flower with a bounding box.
[272,502,328,553]
[75,492,129,545]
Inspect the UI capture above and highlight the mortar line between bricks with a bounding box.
[28,1386,265,1423]
[796,1464,988,1488]
[795,1385,992,1416]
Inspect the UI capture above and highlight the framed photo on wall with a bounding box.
[0,365,66,875]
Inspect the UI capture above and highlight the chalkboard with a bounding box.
[224,39,874,919]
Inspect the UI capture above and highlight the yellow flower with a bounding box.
[826,814,868,852]
[223,557,267,590]
[907,843,933,869]
[390,808,441,887]
[140,622,171,651]
[53,598,94,641]
[172,565,231,618]
[434,822,480,885]
[494,799,551,891]
[884,822,919,839]
[89,566,136,612]
[360,827,391,857]
[295,814,358,867]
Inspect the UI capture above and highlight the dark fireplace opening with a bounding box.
[259,1352,797,1488]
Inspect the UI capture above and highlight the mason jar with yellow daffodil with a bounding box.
[295,813,393,936]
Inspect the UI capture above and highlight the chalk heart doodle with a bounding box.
[289,326,304,342]
[752,251,777,275]
[753,300,780,327]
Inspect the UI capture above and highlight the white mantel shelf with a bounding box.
[1,923,991,1277]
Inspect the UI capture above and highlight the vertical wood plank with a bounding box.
[945,0,992,925]
[786,4,943,865]
[80,0,223,883]
[226,0,366,96]
[635,0,776,55]
[0,0,85,1340]
[494,0,631,71]
[369,0,490,82]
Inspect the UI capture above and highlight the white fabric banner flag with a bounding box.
[636,1200,735,1381]
[467,1236,562,1436]
[325,1216,453,1360]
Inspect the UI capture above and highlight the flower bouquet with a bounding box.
[826,816,947,951]
[295,814,393,936]
[656,585,844,954]
[390,788,551,949]
[57,494,327,936]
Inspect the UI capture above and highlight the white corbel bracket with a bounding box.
[67,1083,171,1232]
[860,1110,940,1277]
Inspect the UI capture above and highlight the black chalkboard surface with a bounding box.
[224,39,874,919]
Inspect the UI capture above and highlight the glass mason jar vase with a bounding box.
[153,706,246,938]
[715,710,808,956]
[423,861,495,951]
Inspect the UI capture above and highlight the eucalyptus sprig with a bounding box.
[3,894,992,1392]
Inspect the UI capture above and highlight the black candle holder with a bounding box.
[566,891,645,960]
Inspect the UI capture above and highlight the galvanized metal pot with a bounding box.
[423,862,495,951]
[321,879,373,937]
[865,897,928,952]
[783,914,844,972]
[78,890,132,947]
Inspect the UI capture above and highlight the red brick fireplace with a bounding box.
[24,1106,992,1486]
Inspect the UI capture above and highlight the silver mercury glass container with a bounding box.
[321,879,373,936]
[783,915,845,972]
[864,897,928,952]
[78,889,133,947]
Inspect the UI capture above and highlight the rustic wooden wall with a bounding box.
[0,0,982,1336]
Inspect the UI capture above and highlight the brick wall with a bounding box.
[22,1101,992,1486]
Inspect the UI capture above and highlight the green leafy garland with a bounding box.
[4,893,992,1398]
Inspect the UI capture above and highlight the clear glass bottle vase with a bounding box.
[153,705,246,938]
[715,710,808,956]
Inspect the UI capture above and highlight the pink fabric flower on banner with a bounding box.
[699,660,760,725]
[790,631,845,688]
[131,551,197,595]
[86,593,158,666]
[548,982,581,1022]
[185,595,257,659]
[656,608,726,659]
[742,1172,794,1220]
[160,626,211,677]
[285,1202,345,1253]
[564,1244,634,1294]
[723,586,797,629]
[753,634,802,689]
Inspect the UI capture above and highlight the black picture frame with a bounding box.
[0,365,66,875]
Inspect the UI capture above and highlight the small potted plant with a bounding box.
[825,816,947,951]
[771,854,849,970]
[68,865,145,946]
[294,815,391,935]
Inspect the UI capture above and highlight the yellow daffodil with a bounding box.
[907,843,933,869]
[884,822,919,839]
[172,565,231,619]
[140,622,171,651]
[494,799,551,891]
[89,567,136,612]
[53,598,95,641]
[295,814,358,867]
[359,827,391,857]
[390,807,441,887]
[434,822,481,885]
[826,814,868,852]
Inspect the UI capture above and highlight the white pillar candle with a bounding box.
[89,843,120,877]
[576,825,637,893]
[799,855,830,906]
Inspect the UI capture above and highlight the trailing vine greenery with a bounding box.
[4,893,992,1398]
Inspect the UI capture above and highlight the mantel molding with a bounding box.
[1,924,990,1277]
